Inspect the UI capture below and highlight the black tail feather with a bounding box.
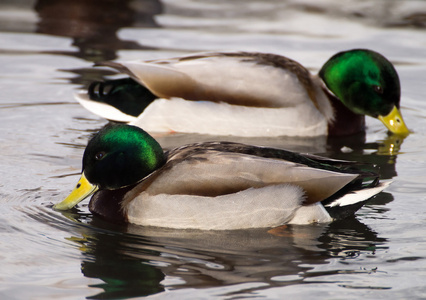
[88,78,157,117]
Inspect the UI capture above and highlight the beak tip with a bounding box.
[390,124,411,136]
[53,202,73,211]
[378,106,410,137]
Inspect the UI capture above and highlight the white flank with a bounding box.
[131,98,328,137]
[126,185,305,230]
[76,91,328,137]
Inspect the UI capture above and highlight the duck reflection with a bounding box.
[34,0,163,96]
[34,0,162,62]
[63,213,387,298]
[318,216,388,258]
[326,131,407,180]
[68,218,165,299]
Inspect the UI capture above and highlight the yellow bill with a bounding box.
[54,172,98,210]
[378,106,410,136]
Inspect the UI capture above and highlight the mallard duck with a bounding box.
[54,124,389,230]
[76,49,410,137]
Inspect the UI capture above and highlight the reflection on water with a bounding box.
[55,211,387,298]
[326,132,407,180]
[34,0,162,62]
[77,229,165,299]
[32,0,164,90]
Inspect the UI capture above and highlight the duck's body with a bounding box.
[55,124,389,230]
[77,50,409,137]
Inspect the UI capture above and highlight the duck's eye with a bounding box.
[95,151,106,160]
[373,85,383,95]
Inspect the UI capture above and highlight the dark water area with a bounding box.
[1,0,426,299]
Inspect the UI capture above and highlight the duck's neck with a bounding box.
[325,88,366,136]
[88,185,136,224]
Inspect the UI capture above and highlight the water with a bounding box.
[1,0,426,299]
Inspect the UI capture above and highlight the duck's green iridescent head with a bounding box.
[54,124,165,210]
[319,49,409,135]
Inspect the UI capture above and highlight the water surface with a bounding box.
[1,0,426,299]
